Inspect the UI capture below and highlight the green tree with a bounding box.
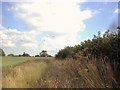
[0,48,5,56]
[22,52,30,57]
[56,27,120,62]
[8,54,14,56]
[40,50,48,57]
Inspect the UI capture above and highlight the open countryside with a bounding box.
[1,1,120,88]
[1,28,120,88]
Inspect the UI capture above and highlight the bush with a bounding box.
[0,48,5,56]
[35,55,40,57]
[8,54,14,57]
[55,27,120,63]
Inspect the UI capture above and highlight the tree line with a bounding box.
[0,49,52,57]
[55,27,120,62]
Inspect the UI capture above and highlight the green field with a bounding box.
[2,56,53,68]
[1,56,50,69]
[2,57,33,68]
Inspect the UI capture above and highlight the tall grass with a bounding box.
[2,60,48,88]
[37,57,119,88]
[2,57,120,88]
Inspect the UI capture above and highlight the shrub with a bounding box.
[0,48,5,56]
[55,27,120,63]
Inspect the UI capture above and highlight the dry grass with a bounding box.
[2,57,120,88]
[37,57,119,88]
[2,60,48,88]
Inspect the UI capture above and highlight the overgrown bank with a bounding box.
[54,27,120,88]
[2,60,48,88]
[3,57,120,88]
[37,57,119,88]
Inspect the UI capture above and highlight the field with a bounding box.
[2,56,52,69]
[2,56,119,88]
[2,57,33,69]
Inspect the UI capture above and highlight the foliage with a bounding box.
[40,50,48,57]
[8,54,14,56]
[35,55,40,57]
[55,46,74,59]
[0,48,6,56]
[22,52,30,57]
[55,27,120,62]
[39,50,52,57]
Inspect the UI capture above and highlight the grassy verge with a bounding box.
[2,60,48,88]
[36,57,119,88]
[2,57,120,88]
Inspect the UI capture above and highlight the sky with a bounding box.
[0,0,119,56]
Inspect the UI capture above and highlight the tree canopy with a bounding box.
[55,27,120,62]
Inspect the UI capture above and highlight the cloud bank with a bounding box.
[1,0,94,55]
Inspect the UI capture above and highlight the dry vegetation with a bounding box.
[2,60,48,88]
[2,27,120,88]
[3,56,119,88]
[37,57,119,88]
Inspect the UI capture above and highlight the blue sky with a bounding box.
[2,2,27,31]
[0,1,119,56]
[78,2,118,41]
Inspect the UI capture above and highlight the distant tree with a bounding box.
[0,48,5,56]
[47,55,52,57]
[22,52,30,57]
[55,46,74,59]
[40,50,48,57]
[8,54,14,56]
[18,54,22,57]
[35,55,40,57]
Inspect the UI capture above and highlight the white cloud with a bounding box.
[40,33,79,55]
[22,43,38,48]
[0,26,39,48]
[2,1,94,55]
[0,27,15,48]
[114,8,119,14]
[12,1,93,33]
